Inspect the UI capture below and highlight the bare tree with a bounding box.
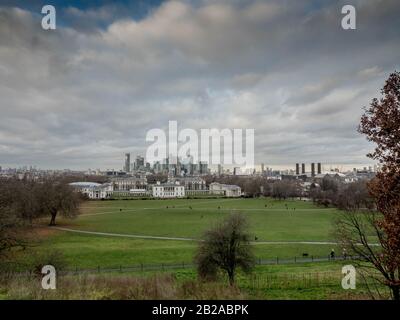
[35,179,81,226]
[195,213,255,285]
[335,210,393,299]
[0,179,26,257]
[271,180,300,200]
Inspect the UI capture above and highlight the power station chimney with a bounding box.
[311,163,315,177]
[317,163,322,175]
[301,163,305,174]
[296,163,300,175]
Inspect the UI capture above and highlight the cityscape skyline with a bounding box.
[0,153,378,175]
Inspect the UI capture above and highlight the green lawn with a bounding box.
[27,232,340,269]
[4,198,384,300]
[20,198,342,269]
[61,198,337,241]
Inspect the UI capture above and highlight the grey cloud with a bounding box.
[0,0,399,169]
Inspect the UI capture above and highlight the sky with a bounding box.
[0,0,399,170]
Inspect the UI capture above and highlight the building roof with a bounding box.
[69,182,102,188]
[315,172,346,178]
[210,182,240,190]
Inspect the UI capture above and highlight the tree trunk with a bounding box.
[228,270,235,285]
[391,286,400,301]
[49,211,57,226]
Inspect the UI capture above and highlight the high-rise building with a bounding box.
[134,156,145,170]
[261,163,265,174]
[217,164,222,176]
[124,153,130,172]
[296,163,300,175]
[199,161,208,175]
[301,163,305,174]
[317,163,322,174]
[311,163,315,177]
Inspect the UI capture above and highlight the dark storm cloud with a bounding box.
[0,0,399,169]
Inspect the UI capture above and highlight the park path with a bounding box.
[51,226,379,246]
[51,226,199,241]
[79,206,334,217]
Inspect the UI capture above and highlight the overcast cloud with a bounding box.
[0,0,399,170]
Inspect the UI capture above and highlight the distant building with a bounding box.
[124,153,131,172]
[134,156,145,171]
[152,181,185,198]
[168,176,206,190]
[311,163,315,177]
[217,164,223,176]
[314,172,347,183]
[111,176,147,191]
[168,176,209,196]
[106,170,127,177]
[199,161,208,175]
[209,182,241,197]
[69,182,113,199]
[129,188,150,197]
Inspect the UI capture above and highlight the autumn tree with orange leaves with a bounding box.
[336,71,400,300]
[360,71,400,299]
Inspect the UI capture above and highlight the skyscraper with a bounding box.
[124,153,130,172]
[301,163,305,174]
[296,163,300,175]
[199,161,208,175]
[317,163,322,174]
[135,156,145,170]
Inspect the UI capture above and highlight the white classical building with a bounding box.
[129,188,150,197]
[152,181,185,198]
[69,182,113,199]
[168,176,209,196]
[209,182,242,197]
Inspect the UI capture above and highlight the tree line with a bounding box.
[0,177,81,258]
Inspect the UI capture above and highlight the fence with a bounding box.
[1,255,358,277]
[53,255,356,275]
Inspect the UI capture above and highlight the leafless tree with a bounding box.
[0,179,26,257]
[195,213,255,285]
[35,179,81,226]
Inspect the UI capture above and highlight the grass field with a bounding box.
[2,197,384,299]
[21,197,343,268]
